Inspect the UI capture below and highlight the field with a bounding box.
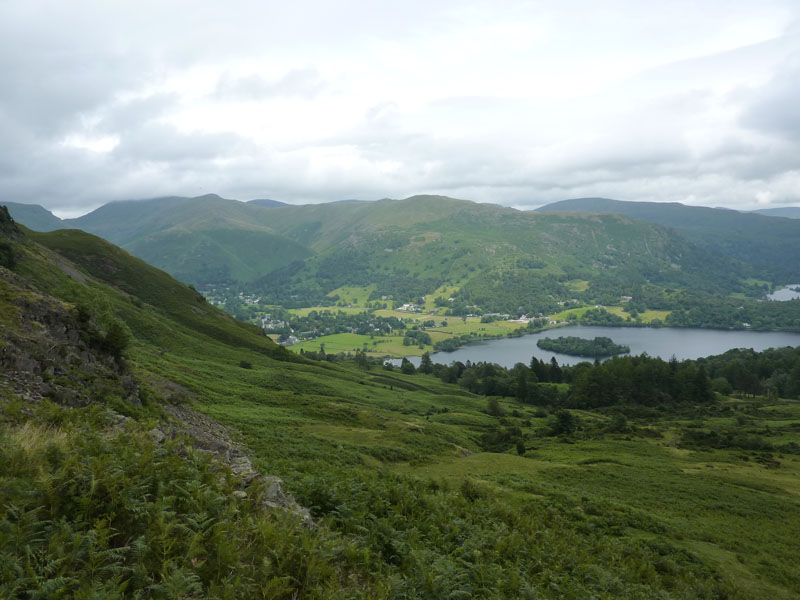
[291,312,537,358]
[287,305,365,317]
[326,284,377,306]
[555,305,672,323]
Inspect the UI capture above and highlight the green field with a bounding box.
[326,284,377,306]
[423,283,460,311]
[291,314,538,358]
[555,305,671,323]
[605,305,672,322]
[287,305,366,317]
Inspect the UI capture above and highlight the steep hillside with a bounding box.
[248,198,289,207]
[3,200,64,231]
[537,197,800,281]
[57,195,311,285]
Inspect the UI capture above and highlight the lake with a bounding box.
[399,325,800,368]
[767,284,800,301]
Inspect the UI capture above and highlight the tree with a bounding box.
[515,369,529,403]
[549,357,562,383]
[354,351,370,370]
[400,357,416,375]
[550,409,577,436]
[516,439,526,456]
[487,397,505,417]
[419,352,433,374]
[0,242,15,270]
[103,322,130,362]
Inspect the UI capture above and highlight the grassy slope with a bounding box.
[4,201,64,231]
[263,197,743,309]
[59,194,748,300]
[3,223,800,597]
[26,228,293,358]
[538,197,800,281]
[64,195,311,284]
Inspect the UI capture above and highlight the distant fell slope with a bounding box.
[6,193,782,296]
[248,198,288,207]
[262,195,484,251]
[59,194,311,285]
[751,207,800,219]
[537,197,800,281]
[4,201,64,231]
[257,197,745,309]
[65,194,271,245]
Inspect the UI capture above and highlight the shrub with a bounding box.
[0,242,15,270]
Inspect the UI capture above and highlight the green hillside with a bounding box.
[3,200,64,231]
[537,197,800,281]
[57,195,311,285]
[256,197,746,310]
[9,194,800,295]
[3,205,800,597]
[8,194,797,336]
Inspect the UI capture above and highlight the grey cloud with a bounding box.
[98,94,180,134]
[214,68,327,100]
[2,1,800,215]
[740,59,800,142]
[113,123,252,162]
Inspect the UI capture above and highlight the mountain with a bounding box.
[751,206,800,219]
[56,194,312,284]
[3,200,64,231]
[254,194,752,308]
[8,193,767,308]
[3,204,800,598]
[6,193,792,311]
[248,198,288,207]
[537,197,800,281]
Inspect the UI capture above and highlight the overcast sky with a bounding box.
[1,0,799,216]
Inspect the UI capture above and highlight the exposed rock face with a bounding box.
[0,205,19,237]
[0,267,133,407]
[161,404,313,525]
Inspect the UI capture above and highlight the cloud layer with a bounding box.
[1,0,799,215]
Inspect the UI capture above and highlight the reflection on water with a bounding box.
[397,325,800,369]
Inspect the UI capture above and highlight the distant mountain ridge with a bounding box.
[6,195,312,284]
[248,198,288,207]
[536,197,800,281]
[750,207,800,219]
[6,193,800,297]
[3,201,63,231]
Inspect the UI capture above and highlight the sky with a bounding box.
[1,0,799,217]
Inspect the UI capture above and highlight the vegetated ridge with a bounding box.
[750,206,800,219]
[537,197,800,281]
[6,194,775,294]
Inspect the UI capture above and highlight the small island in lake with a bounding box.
[537,335,630,357]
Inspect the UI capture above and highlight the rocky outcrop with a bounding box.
[0,267,134,407]
[0,205,19,238]
[160,404,313,525]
